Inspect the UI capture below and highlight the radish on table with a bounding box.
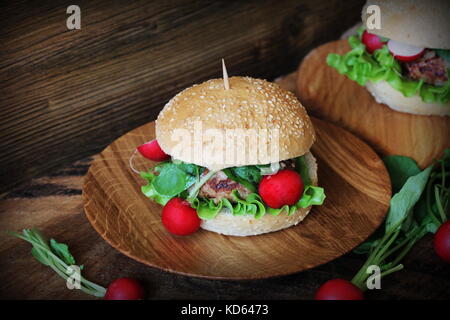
[315,150,449,300]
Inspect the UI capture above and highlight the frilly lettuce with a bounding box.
[326,32,450,104]
[191,186,325,220]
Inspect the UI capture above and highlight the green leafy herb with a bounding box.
[152,163,191,196]
[232,166,262,184]
[222,168,258,193]
[385,166,432,233]
[140,171,173,205]
[351,150,449,290]
[326,29,450,104]
[49,239,76,266]
[383,156,421,193]
[141,160,206,203]
[10,229,106,297]
[414,149,450,233]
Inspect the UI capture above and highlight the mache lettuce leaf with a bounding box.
[326,29,450,104]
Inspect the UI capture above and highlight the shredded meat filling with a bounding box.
[403,50,448,86]
[198,160,296,202]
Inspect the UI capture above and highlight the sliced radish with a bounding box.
[387,39,425,62]
[362,30,386,54]
[137,139,170,162]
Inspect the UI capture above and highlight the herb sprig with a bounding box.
[11,229,106,297]
[351,150,449,290]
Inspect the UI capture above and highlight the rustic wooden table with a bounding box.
[1,1,449,300]
[1,148,449,300]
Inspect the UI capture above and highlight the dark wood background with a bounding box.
[0,0,364,193]
[0,0,449,300]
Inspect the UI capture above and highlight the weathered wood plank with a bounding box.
[0,0,364,192]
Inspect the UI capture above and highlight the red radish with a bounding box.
[434,221,450,263]
[315,279,364,300]
[137,139,170,162]
[104,278,145,300]
[258,169,304,209]
[162,198,201,236]
[362,30,387,54]
[387,39,425,62]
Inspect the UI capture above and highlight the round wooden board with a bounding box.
[297,40,450,169]
[83,117,391,280]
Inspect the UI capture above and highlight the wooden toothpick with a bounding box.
[222,58,230,90]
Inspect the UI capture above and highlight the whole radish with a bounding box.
[258,169,304,208]
[104,278,145,300]
[434,220,450,263]
[137,139,170,162]
[361,30,386,54]
[162,198,201,236]
[315,279,364,300]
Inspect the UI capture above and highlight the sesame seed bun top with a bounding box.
[155,76,315,170]
[361,0,450,49]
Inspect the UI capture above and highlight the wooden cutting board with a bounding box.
[296,40,450,168]
[82,117,391,280]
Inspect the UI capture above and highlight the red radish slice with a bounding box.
[387,39,425,62]
[137,139,170,162]
[362,30,386,54]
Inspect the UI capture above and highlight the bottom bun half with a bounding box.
[200,151,318,237]
[365,81,450,116]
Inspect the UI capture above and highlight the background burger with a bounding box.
[327,0,450,116]
[137,76,325,236]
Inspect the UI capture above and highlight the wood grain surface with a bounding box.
[296,40,450,168]
[82,117,391,279]
[1,158,449,299]
[0,0,365,193]
[1,59,449,303]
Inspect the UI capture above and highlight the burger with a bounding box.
[327,0,450,116]
[136,76,325,236]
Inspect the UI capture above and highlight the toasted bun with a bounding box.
[366,81,450,116]
[200,152,318,236]
[156,76,315,170]
[361,0,450,49]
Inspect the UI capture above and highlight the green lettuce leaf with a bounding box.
[295,156,312,185]
[192,185,325,220]
[326,32,450,104]
[140,171,173,205]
